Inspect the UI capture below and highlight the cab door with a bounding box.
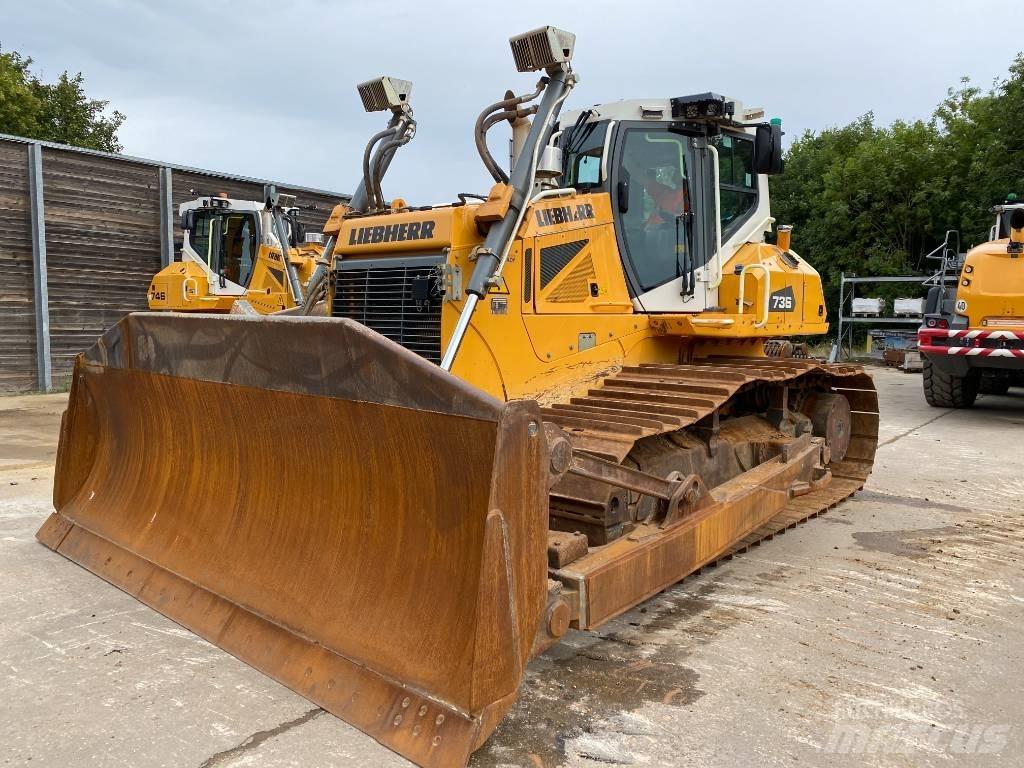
[607,122,714,313]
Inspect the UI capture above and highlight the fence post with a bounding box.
[159,166,174,268]
[28,143,52,392]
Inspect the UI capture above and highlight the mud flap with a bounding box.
[37,313,550,767]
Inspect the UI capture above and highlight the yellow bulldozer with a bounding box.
[147,187,328,314]
[38,27,878,768]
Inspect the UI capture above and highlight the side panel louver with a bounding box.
[523,248,533,303]
[539,239,588,289]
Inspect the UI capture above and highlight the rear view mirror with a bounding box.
[754,123,784,175]
[617,171,630,213]
[181,209,195,232]
[292,220,307,246]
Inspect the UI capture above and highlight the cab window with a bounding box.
[616,126,694,292]
[711,133,757,234]
[563,121,607,189]
[223,214,256,285]
[188,211,257,286]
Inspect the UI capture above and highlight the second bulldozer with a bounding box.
[39,26,878,768]
[147,187,327,314]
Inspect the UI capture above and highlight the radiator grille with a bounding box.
[332,256,443,364]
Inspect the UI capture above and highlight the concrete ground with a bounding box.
[1,368,1021,767]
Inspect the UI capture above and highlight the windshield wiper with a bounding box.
[676,210,695,299]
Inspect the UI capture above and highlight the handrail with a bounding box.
[707,143,724,289]
[528,187,577,206]
[737,263,771,328]
[600,120,616,183]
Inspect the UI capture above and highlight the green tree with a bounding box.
[936,56,1024,245]
[0,48,125,152]
[769,52,1024,333]
[0,50,40,137]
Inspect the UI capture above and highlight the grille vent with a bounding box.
[523,247,533,303]
[332,256,443,363]
[540,239,588,289]
[547,255,596,303]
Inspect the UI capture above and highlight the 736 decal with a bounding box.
[769,286,796,312]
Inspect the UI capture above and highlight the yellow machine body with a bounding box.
[954,238,1024,328]
[148,242,321,313]
[331,191,828,401]
[919,204,1024,405]
[40,44,877,768]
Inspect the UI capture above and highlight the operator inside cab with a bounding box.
[620,131,692,289]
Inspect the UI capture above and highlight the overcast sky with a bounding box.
[2,0,1022,202]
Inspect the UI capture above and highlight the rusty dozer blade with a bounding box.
[37,313,551,767]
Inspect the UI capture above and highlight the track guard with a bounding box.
[38,313,550,767]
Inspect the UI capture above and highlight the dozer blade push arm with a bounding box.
[545,423,714,527]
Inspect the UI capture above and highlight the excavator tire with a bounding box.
[923,355,978,408]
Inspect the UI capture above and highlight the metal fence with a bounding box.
[0,134,347,392]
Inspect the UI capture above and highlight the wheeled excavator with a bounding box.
[38,27,878,768]
[147,188,327,314]
[919,200,1024,405]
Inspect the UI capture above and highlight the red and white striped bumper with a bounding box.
[918,328,1024,358]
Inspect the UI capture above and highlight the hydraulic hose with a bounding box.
[362,123,399,211]
[371,118,415,211]
[474,81,545,184]
[303,111,414,316]
[440,68,575,371]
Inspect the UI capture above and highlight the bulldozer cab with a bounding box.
[186,206,259,287]
[179,197,309,293]
[180,198,264,295]
[614,124,705,296]
[558,99,773,314]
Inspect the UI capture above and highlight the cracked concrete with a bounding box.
[2,368,1022,767]
[198,709,324,768]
